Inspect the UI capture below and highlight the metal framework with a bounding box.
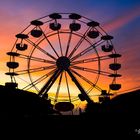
[6,13,121,110]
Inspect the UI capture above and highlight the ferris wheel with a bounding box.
[6,13,121,112]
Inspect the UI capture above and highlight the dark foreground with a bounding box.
[1,113,139,138]
[0,85,140,138]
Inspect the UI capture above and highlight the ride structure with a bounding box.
[6,13,121,112]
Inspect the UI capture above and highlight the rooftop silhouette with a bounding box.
[0,84,140,116]
[0,84,139,138]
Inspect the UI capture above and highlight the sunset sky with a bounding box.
[0,0,140,99]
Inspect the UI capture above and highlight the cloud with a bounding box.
[103,6,140,32]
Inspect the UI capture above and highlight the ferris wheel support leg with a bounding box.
[38,69,61,97]
[67,69,93,104]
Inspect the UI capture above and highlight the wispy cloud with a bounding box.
[103,6,140,32]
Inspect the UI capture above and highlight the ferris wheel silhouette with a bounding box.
[6,13,121,112]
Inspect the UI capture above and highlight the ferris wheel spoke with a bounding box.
[65,71,71,102]
[55,71,63,102]
[71,54,112,65]
[67,69,93,103]
[11,39,18,52]
[38,69,62,96]
[68,27,91,58]
[23,69,56,90]
[39,26,60,58]
[57,30,63,56]
[71,40,105,62]
[71,65,112,76]
[71,69,102,92]
[19,54,56,64]
[21,24,32,34]
[25,38,57,61]
[65,30,72,56]
[15,65,56,75]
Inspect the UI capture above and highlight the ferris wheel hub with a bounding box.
[56,56,70,70]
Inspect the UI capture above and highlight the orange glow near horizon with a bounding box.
[0,2,140,110]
